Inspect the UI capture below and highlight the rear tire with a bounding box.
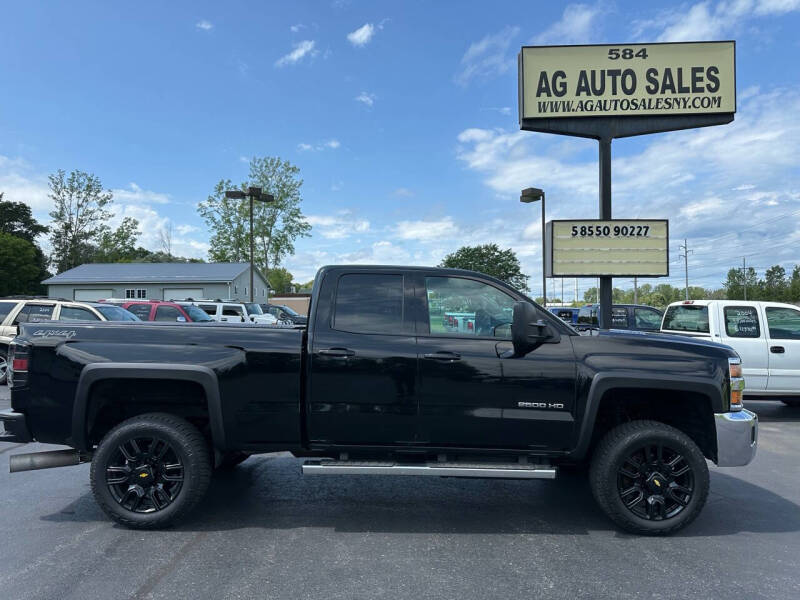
[90,413,211,529]
[0,347,8,385]
[589,420,709,535]
[780,399,800,407]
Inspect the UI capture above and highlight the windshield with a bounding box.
[278,304,300,316]
[245,303,263,315]
[182,305,213,322]
[96,305,141,321]
[662,304,710,333]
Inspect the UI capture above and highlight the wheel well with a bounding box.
[589,388,717,462]
[86,379,211,446]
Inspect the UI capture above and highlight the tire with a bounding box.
[589,420,709,535]
[216,451,250,470]
[0,347,7,385]
[780,399,800,407]
[90,413,212,529]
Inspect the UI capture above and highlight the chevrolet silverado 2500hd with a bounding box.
[0,265,757,535]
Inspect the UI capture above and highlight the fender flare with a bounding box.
[72,363,226,452]
[569,373,722,460]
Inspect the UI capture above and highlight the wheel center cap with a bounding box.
[134,466,154,483]
[646,472,667,493]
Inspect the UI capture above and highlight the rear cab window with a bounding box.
[333,273,404,334]
[723,306,761,338]
[59,306,101,321]
[662,304,710,333]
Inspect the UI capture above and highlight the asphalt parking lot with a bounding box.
[1,386,799,600]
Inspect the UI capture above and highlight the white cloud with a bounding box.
[111,182,171,204]
[290,23,305,33]
[355,92,376,107]
[175,224,200,235]
[275,40,317,67]
[195,20,213,31]
[0,155,50,212]
[307,211,370,239]
[394,187,415,197]
[454,26,520,86]
[532,4,602,45]
[347,23,375,47]
[298,139,341,151]
[394,217,461,241]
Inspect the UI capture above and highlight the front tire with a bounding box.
[90,413,212,529]
[589,420,709,535]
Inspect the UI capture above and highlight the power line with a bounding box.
[678,239,693,301]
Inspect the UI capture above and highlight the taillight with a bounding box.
[12,359,28,371]
[8,343,30,389]
[467,321,474,331]
[729,357,744,411]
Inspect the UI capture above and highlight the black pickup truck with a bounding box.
[1,265,757,535]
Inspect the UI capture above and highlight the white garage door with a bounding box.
[162,288,204,301]
[73,289,113,301]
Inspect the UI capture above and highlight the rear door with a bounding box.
[308,270,418,445]
[764,305,800,393]
[718,304,768,391]
[416,273,576,450]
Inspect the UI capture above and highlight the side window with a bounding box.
[634,308,663,330]
[577,307,592,325]
[425,276,514,338]
[611,307,629,328]
[333,273,404,335]
[199,304,217,316]
[155,306,184,321]
[59,306,101,321]
[222,305,244,317]
[724,306,761,338]
[14,304,55,325]
[126,304,153,320]
[0,301,19,324]
[765,307,800,340]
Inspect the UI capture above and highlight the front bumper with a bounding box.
[0,409,33,444]
[715,409,758,467]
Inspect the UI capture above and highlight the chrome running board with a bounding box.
[302,460,556,479]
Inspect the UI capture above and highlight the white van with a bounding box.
[182,300,277,324]
[661,300,800,405]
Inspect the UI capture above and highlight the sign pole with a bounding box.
[598,136,613,329]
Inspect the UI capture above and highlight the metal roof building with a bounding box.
[42,262,270,302]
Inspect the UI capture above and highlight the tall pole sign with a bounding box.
[519,41,735,328]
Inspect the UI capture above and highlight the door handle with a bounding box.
[318,347,355,358]
[770,346,786,354]
[423,351,461,362]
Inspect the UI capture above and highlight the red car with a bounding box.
[110,300,213,323]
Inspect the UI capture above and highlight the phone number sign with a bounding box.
[545,219,669,277]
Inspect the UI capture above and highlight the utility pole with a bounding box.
[742,257,747,301]
[679,239,693,301]
[224,187,275,302]
[633,277,638,305]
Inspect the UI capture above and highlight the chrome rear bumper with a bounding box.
[715,409,758,467]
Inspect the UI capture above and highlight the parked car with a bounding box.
[105,299,214,323]
[0,298,140,384]
[184,300,278,324]
[575,303,663,335]
[2,265,757,535]
[548,306,579,324]
[260,303,308,325]
[661,300,800,406]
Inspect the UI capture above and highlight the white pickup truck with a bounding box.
[661,300,800,406]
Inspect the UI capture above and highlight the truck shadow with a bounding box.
[747,401,800,423]
[42,454,800,538]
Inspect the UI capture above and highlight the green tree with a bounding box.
[439,243,529,291]
[724,266,759,300]
[790,266,800,302]
[0,196,49,242]
[267,267,294,294]
[94,217,142,262]
[48,169,114,273]
[0,233,47,296]
[198,157,312,279]
[762,265,788,301]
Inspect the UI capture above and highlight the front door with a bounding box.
[308,271,418,446]
[416,274,576,450]
[718,304,769,392]
[764,305,800,393]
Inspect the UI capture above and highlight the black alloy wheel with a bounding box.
[590,420,709,535]
[105,436,184,513]
[0,348,7,385]
[616,443,694,521]
[90,413,211,529]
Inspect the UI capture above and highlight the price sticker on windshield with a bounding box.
[545,219,669,277]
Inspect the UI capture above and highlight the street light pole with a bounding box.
[225,187,275,302]
[520,187,546,306]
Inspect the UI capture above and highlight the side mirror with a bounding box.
[512,301,554,356]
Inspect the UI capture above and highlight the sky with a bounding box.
[1,0,799,299]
